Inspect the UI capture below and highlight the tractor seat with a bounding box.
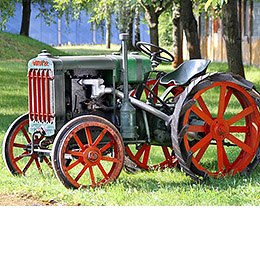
[160,59,211,86]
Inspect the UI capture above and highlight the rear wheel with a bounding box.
[172,74,260,179]
[3,114,52,175]
[125,145,177,171]
[125,79,181,171]
[51,115,125,189]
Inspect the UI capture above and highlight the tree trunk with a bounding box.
[222,0,245,77]
[139,0,172,52]
[134,4,140,46]
[172,3,183,68]
[127,7,135,51]
[106,15,111,49]
[180,0,201,59]
[145,10,159,52]
[149,21,159,48]
[20,0,31,36]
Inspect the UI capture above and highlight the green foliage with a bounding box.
[158,7,173,47]
[0,0,16,30]
[0,0,67,30]
[204,0,228,10]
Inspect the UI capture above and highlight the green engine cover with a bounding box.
[27,51,151,136]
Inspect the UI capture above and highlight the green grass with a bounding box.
[2,36,260,205]
[0,32,66,61]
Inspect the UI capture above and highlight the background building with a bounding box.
[4,3,150,46]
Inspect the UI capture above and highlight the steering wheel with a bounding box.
[136,42,174,63]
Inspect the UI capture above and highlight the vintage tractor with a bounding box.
[3,33,260,189]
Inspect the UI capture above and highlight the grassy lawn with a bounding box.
[1,43,260,205]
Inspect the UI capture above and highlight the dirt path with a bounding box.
[0,193,63,206]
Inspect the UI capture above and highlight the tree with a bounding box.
[89,0,136,50]
[138,0,172,51]
[172,1,183,67]
[116,0,135,50]
[205,0,244,77]
[1,0,60,36]
[180,0,201,59]
[20,0,31,36]
[222,0,244,77]
[0,0,16,30]
[134,3,141,45]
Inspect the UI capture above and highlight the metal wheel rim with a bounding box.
[57,119,124,188]
[182,82,260,177]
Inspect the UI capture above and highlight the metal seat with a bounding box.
[160,59,211,86]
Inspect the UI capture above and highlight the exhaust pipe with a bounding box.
[119,33,137,139]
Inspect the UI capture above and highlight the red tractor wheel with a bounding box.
[125,145,177,171]
[172,73,260,179]
[51,115,125,189]
[125,79,181,171]
[2,114,53,175]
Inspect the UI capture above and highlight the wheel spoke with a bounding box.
[227,106,254,126]
[218,85,227,118]
[93,129,107,147]
[135,144,147,161]
[97,163,109,179]
[229,126,248,133]
[67,158,82,171]
[21,126,31,143]
[162,147,172,163]
[65,150,83,157]
[222,143,230,170]
[100,140,114,153]
[22,157,34,173]
[223,88,233,113]
[143,44,151,53]
[188,125,206,132]
[14,152,29,162]
[85,127,93,145]
[89,166,96,186]
[217,140,230,171]
[75,164,89,182]
[190,133,212,153]
[142,145,151,165]
[191,105,213,125]
[101,156,118,163]
[217,140,224,171]
[34,158,43,173]
[13,143,27,149]
[73,133,84,149]
[226,133,253,154]
[43,157,53,170]
[195,141,210,162]
[197,96,212,117]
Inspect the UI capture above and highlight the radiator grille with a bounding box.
[27,69,54,123]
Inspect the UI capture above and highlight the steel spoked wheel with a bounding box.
[52,115,125,189]
[125,145,177,171]
[3,114,53,175]
[175,77,260,178]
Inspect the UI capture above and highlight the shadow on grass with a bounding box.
[114,166,260,193]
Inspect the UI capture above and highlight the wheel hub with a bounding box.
[211,119,229,140]
[83,146,101,165]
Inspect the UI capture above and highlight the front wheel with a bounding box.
[3,114,52,175]
[51,115,125,189]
